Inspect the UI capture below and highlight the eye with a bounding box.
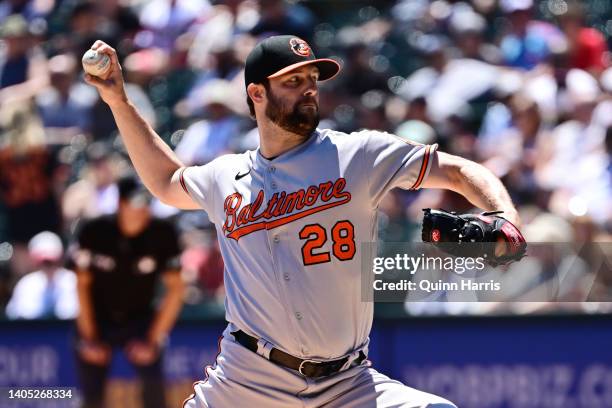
[285,76,301,86]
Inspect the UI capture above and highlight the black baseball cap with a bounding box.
[118,176,153,207]
[244,35,341,88]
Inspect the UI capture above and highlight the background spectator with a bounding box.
[0,100,67,277]
[556,0,609,76]
[36,53,96,143]
[6,231,77,319]
[0,14,48,106]
[174,79,247,165]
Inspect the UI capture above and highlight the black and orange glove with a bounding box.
[422,209,527,266]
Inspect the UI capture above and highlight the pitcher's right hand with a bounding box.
[83,40,128,107]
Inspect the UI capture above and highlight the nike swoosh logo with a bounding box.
[235,169,251,180]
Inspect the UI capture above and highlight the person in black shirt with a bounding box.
[74,176,185,408]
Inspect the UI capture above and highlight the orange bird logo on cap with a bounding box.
[289,38,311,57]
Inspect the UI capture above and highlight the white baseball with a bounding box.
[82,49,111,77]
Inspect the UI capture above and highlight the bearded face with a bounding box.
[264,87,320,137]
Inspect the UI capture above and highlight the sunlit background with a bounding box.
[1,0,612,406]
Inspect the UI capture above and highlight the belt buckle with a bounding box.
[298,359,321,377]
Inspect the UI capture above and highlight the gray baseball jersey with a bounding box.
[179,128,437,360]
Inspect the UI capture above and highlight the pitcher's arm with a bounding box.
[84,41,197,209]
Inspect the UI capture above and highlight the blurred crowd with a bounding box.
[1,0,612,319]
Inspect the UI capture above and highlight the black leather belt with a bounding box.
[231,330,366,378]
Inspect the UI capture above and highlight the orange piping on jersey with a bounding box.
[182,335,223,407]
[410,145,431,190]
[179,167,189,195]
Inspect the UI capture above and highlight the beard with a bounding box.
[265,90,320,137]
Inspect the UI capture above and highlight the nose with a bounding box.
[304,78,318,97]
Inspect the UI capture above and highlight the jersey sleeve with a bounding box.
[361,130,438,207]
[178,163,216,216]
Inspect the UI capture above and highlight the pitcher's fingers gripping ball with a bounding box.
[81,41,127,107]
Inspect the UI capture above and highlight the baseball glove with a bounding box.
[421,208,527,266]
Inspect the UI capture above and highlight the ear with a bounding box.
[247,83,266,104]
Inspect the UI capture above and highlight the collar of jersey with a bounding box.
[253,129,320,168]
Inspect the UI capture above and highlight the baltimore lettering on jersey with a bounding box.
[223,177,351,241]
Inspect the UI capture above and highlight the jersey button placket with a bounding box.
[268,166,277,190]
[263,164,302,350]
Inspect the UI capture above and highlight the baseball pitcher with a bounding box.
[85,35,525,408]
